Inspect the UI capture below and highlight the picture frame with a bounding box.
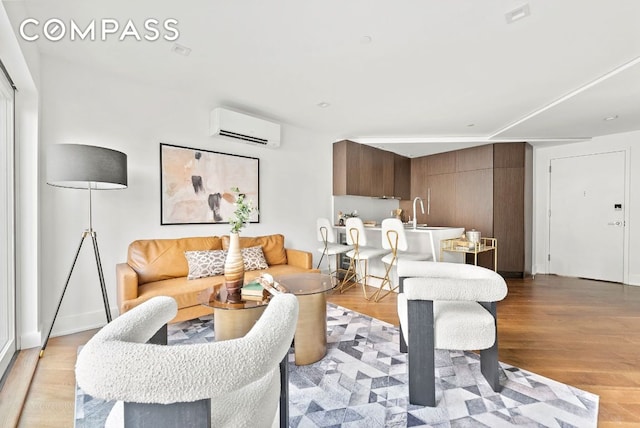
[160,143,260,225]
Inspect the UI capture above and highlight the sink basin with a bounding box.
[403,224,455,230]
[403,223,429,228]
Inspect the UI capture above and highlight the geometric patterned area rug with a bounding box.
[75,304,598,428]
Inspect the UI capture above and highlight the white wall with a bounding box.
[332,195,400,224]
[533,132,639,285]
[38,55,334,337]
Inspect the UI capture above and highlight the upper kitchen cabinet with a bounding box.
[456,144,493,172]
[410,156,428,199]
[333,140,361,196]
[428,151,456,175]
[393,154,411,200]
[358,143,375,196]
[380,149,395,198]
[333,140,409,198]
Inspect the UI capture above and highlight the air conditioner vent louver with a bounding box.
[210,107,281,148]
[219,130,268,145]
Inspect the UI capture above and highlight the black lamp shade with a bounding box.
[47,144,128,190]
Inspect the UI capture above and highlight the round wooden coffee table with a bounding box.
[276,273,337,365]
[198,274,337,365]
[197,285,268,342]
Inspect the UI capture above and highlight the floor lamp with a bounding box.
[40,144,128,357]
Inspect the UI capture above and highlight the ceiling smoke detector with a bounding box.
[171,43,192,56]
[505,4,531,24]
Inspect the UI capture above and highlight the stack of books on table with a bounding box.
[241,281,267,301]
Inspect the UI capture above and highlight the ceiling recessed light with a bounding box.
[171,43,192,56]
[603,115,619,121]
[360,35,373,44]
[317,102,330,108]
[505,4,531,24]
[466,123,475,127]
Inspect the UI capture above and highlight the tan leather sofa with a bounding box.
[116,234,314,322]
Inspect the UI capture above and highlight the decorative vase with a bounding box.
[224,232,244,301]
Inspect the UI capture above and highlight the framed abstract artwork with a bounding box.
[160,143,260,225]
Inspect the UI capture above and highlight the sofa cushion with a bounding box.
[222,234,288,266]
[123,264,313,315]
[130,275,225,313]
[185,249,227,280]
[241,246,269,271]
[128,236,223,284]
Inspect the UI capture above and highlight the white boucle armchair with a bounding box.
[396,260,508,407]
[76,293,299,428]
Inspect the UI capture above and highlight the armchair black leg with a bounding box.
[407,300,436,407]
[279,353,289,428]
[480,302,501,392]
[480,343,500,392]
[147,324,168,345]
[399,277,408,354]
[399,326,408,354]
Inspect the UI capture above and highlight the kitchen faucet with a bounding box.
[412,196,425,229]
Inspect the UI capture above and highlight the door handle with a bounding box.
[607,221,623,226]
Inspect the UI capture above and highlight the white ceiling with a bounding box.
[6,0,640,157]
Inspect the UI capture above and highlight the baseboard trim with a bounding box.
[627,274,640,286]
[48,307,117,338]
[20,331,42,350]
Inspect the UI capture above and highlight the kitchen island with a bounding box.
[335,224,465,289]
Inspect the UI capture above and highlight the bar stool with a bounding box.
[338,217,387,299]
[316,217,353,279]
[371,218,434,302]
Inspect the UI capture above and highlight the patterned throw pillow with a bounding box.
[241,246,269,271]
[184,249,227,280]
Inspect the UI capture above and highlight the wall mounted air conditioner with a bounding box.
[209,107,281,148]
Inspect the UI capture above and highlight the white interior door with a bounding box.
[549,151,626,283]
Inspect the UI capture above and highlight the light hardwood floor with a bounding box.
[6,275,640,427]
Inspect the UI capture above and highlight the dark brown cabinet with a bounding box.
[393,154,411,200]
[406,142,531,276]
[333,140,410,199]
[358,143,374,196]
[492,143,532,276]
[333,140,361,196]
[425,172,456,227]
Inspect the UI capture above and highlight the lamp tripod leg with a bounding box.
[90,231,112,323]
[40,233,87,358]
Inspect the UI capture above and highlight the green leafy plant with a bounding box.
[228,187,256,234]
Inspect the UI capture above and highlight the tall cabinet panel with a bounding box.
[454,169,494,237]
[493,143,532,275]
[425,173,456,227]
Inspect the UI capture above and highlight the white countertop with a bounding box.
[334,225,463,234]
[334,224,465,262]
